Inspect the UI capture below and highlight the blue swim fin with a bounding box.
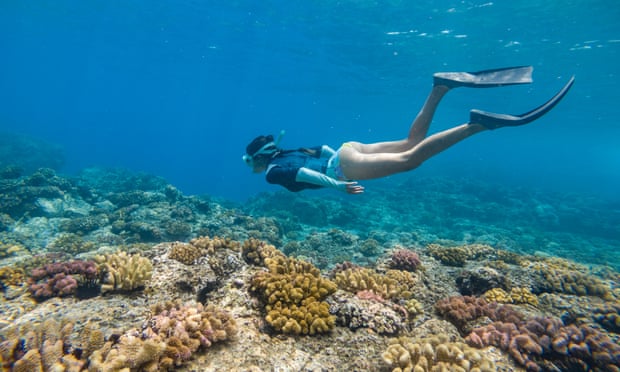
[470,76,575,130]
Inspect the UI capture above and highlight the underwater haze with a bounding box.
[1,1,619,202]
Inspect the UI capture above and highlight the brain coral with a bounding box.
[94,251,152,293]
[249,241,337,335]
[383,334,496,372]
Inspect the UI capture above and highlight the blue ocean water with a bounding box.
[1,1,619,202]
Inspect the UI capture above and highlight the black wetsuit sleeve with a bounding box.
[266,165,322,192]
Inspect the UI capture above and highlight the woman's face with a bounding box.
[252,157,269,173]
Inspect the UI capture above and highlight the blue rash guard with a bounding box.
[265,147,327,192]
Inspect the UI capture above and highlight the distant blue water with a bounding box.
[1,1,619,202]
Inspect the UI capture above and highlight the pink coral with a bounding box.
[388,249,422,272]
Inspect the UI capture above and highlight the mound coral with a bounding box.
[90,301,236,370]
[0,317,100,371]
[242,237,284,266]
[0,241,26,258]
[383,334,496,372]
[94,251,152,293]
[334,267,416,301]
[483,287,539,306]
[169,235,242,266]
[435,296,524,332]
[466,316,620,371]
[27,260,99,299]
[592,301,620,333]
[249,240,337,335]
[528,260,612,299]
[328,292,408,335]
[388,248,422,272]
[427,243,495,267]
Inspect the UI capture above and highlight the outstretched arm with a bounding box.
[296,167,364,194]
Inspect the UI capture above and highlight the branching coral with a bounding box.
[249,241,337,335]
[334,267,416,301]
[94,251,152,293]
[383,334,496,372]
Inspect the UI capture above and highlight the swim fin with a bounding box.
[470,76,575,130]
[433,66,533,88]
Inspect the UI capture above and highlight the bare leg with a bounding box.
[340,123,486,180]
[350,85,450,154]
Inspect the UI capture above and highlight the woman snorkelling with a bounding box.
[243,66,574,195]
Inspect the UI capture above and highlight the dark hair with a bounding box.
[246,135,274,156]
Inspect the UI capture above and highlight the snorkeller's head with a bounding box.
[243,131,285,172]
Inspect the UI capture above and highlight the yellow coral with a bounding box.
[0,242,26,258]
[510,287,539,306]
[169,241,204,265]
[250,242,336,335]
[382,334,496,372]
[404,299,424,318]
[0,266,26,287]
[95,251,153,293]
[242,238,284,266]
[334,267,415,300]
[483,288,512,304]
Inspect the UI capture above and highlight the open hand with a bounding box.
[345,181,365,194]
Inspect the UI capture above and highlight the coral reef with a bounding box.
[483,287,539,306]
[28,260,99,299]
[90,301,236,370]
[435,295,524,332]
[528,260,612,299]
[328,291,408,335]
[383,334,496,372]
[427,243,495,267]
[388,248,422,272]
[0,317,100,371]
[249,241,337,335]
[456,266,509,296]
[591,301,620,333]
[334,267,416,301]
[94,251,152,293]
[466,316,620,371]
[0,242,26,259]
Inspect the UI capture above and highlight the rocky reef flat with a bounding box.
[1,167,618,371]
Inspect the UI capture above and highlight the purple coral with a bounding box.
[466,316,620,371]
[30,272,78,298]
[28,260,99,299]
[388,249,421,272]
